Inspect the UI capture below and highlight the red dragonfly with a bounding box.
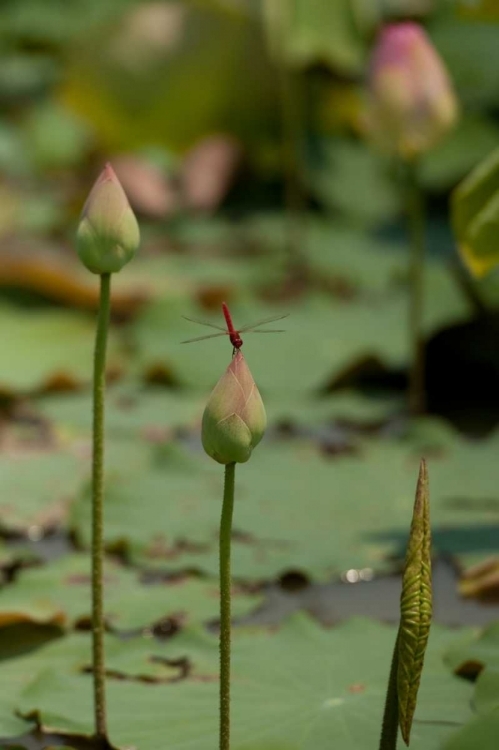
[182,302,288,354]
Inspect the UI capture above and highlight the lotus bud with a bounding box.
[77,162,140,274]
[202,351,266,464]
[366,22,458,160]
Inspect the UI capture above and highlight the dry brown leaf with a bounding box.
[0,240,150,316]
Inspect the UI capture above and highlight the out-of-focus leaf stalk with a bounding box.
[405,161,426,415]
[263,0,306,275]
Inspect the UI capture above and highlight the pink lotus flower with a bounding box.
[367,22,458,159]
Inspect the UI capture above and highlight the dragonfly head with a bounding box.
[230,333,243,351]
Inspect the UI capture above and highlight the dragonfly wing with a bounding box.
[181,332,229,343]
[238,313,289,333]
[246,329,285,333]
[181,315,227,332]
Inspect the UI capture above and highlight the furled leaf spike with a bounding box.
[397,458,432,745]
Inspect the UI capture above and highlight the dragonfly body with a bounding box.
[222,302,243,350]
[182,302,288,354]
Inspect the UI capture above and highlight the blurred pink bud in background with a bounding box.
[366,22,458,160]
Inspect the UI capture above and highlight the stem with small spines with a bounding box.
[219,462,236,750]
[91,272,111,743]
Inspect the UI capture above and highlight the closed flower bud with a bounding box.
[366,22,458,160]
[77,163,140,274]
[202,351,266,464]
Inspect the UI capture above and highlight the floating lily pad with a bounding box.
[0,553,261,630]
[0,305,125,395]
[132,271,469,396]
[0,623,64,737]
[0,450,83,535]
[132,295,409,393]
[36,386,204,441]
[16,615,473,750]
[443,710,499,750]
[445,622,499,677]
[265,390,403,428]
[442,663,499,749]
[71,431,499,580]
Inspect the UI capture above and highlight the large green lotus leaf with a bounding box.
[443,665,499,749]
[0,620,220,735]
[445,622,499,675]
[133,295,409,393]
[107,248,280,304]
[0,306,125,395]
[0,431,158,537]
[0,624,193,737]
[0,627,186,728]
[474,667,499,715]
[432,18,499,109]
[247,217,470,334]
[136,252,277,292]
[264,0,364,74]
[133,266,469,394]
[265,390,403,427]
[420,115,499,192]
[35,386,204,440]
[0,449,83,535]
[71,431,499,580]
[309,141,401,226]
[0,622,65,737]
[0,553,261,630]
[299,222,407,292]
[0,701,33,738]
[242,216,406,293]
[443,710,499,750]
[0,619,265,702]
[16,616,473,750]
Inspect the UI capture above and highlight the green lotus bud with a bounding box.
[202,351,266,464]
[76,162,140,274]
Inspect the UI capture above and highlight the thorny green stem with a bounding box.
[379,628,400,750]
[91,272,111,742]
[219,462,236,750]
[406,160,426,415]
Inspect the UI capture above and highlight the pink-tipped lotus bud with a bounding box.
[366,22,458,160]
[202,351,266,464]
[77,163,140,274]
